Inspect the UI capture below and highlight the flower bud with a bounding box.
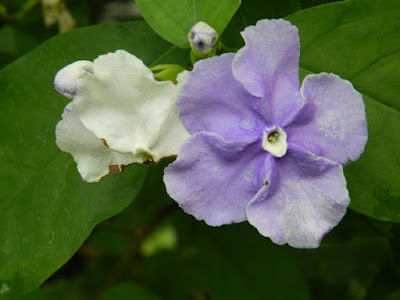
[188,21,218,55]
[54,61,93,99]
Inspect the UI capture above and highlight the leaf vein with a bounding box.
[301,18,368,53]
[349,49,400,80]
[149,46,178,67]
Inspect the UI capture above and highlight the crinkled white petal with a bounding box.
[71,50,190,164]
[54,60,93,99]
[55,103,135,182]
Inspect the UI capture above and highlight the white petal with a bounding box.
[72,50,190,163]
[55,103,134,182]
[54,60,93,99]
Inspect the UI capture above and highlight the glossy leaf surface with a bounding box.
[136,0,241,48]
[287,0,400,222]
[0,21,188,297]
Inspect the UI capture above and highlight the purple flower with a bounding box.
[163,19,368,248]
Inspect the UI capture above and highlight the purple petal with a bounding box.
[232,19,304,126]
[164,132,274,226]
[287,73,368,165]
[247,145,350,248]
[178,53,267,143]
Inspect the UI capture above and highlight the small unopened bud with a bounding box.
[54,61,93,99]
[151,64,186,82]
[188,21,218,55]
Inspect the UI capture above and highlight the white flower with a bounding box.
[55,50,190,182]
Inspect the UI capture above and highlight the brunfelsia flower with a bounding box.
[164,19,368,248]
[55,50,190,182]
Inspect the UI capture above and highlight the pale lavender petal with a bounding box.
[232,19,305,126]
[247,146,349,248]
[178,53,267,143]
[164,132,274,226]
[287,73,368,165]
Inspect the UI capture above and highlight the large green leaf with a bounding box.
[288,236,391,299]
[300,0,343,9]
[0,21,189,298]
[222,0,301,49]
[195,224,310,300]
[102,282,161,300]
[135,0,241,49]
[141,215,310,300]
[286,0,400,222]
[0,25,40,68]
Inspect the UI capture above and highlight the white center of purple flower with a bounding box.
[262,127,287,157]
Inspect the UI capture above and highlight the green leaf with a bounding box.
[321,210,392,246]
[87,229,129,256]
[288,237,391,299]
[102,282,161,300]
[222,0,301,49]
[135,0,241,49]
[300,0,343,9]
[40,277,85,300]
[196,224,310,300]
[0,25,40,68]
[0,21,188,297]
[142,216,310,300]
[286,0,400,222]
[11,289,45,300]
[141,224,178,257]
[388,290,400,300]
[151,64,186,81]
[100,159,177,233]
[0,4,6,17]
